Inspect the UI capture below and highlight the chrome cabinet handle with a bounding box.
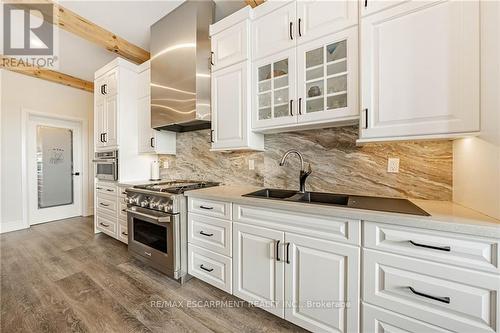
[285,242,291,264]
[199,231,214,237]
[144,251,152,257]
[200,264,214,272]
[99,222,109,227]
[99,203,110,207]
[275,240,281,262]
[408,286,450,304]
[409,240,451,252]
[199,205,214,210]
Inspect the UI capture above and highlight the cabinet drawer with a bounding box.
[96,214,116,237]
[96,182,117,196]
[364,222,500,273]
[188,213,232,256]
[188,244,232,293]
[96,194,117,215]
[234,204,360,245]
[364,249,499,333]
[362,303,453,333]
[119,202,128,221]
[188,197,231,220]
[118,224,128,244]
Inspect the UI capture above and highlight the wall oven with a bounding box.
[93,150,118,181]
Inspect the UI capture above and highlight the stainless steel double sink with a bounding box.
[243,188,430,216]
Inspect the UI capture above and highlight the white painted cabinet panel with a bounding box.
[211,20,249,71]
[360,0,480,141]
[284,232,360,333]
[364,249,499,333]
[360,0,408,17]
[296,26,358,125]
[296,0,358,43]
[252,1,297,61]
[211,61,263,151]
[362,303,454,333]
[188,213,232,257]
[95,99,106,149]
[233,222,285,318]
[104,95,118,147]
[188,244,232,294]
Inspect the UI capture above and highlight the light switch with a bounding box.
[387,158,400,173]
[248,159,255,170]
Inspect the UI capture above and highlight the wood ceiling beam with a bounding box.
[244,0,265,8]
[2,57,94,92]
[6,0,150,64]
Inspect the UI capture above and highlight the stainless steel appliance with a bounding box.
[93,150,118,181]
[150,0,214,132]
[125,181,219,282]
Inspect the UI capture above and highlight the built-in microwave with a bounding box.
[93,150,118,181]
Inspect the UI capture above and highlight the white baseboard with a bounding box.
[0,220,28,234]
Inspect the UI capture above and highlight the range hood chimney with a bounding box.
[150,1,214,132]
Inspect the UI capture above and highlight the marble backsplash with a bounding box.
[159,126,452,200]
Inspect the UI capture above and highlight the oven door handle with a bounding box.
[92,159,116,163]
[126,209,172,223]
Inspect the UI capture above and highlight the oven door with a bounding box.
[94,160,117,181]
[126,206,179,277]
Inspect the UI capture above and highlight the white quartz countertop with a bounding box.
[184,185,500,238]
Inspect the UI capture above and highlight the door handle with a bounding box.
[72,172,80,176]
[409,240,451,252]
[275,240,281,262]
[408,286,450,304]
[102,84,107,95]
[285,242,291,264]
[199,231,214,237]
[200,264,214,272]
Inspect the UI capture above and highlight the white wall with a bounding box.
[453,1,500,220]
[0,70,94,233]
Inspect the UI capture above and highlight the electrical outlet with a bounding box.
[248,159,255,170]
[162,161,170,169]
[387,158,400,173]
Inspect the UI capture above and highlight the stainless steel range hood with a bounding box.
[150,1,214,132]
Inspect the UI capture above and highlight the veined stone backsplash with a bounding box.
[159,126,452,200]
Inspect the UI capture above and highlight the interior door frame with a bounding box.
[21,108,89,228]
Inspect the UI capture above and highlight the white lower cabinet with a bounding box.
[188,244,232,293]
[362,303,454,333]
[94,182,128,244]
[233,221,359,332]
[233,222,285,318]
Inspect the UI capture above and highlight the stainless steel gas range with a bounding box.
[125,181,218,283]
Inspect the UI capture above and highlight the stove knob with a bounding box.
[149,201,159,209]
[140,199,149,207]
[164,203,173,212]
[157,204,165,211]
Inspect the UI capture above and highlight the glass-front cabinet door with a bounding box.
[296,27,358,124]
[253,49,297,130]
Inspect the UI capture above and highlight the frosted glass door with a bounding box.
[297,27,358,124]
[37,126,74,208]
[253,49,297,129]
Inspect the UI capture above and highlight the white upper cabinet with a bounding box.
[94,69,118,149]
[253,48,297,130]
[209,7,264,151]
[210,20,249,71]
[296,26,358,125]
[296,0,358,43]
[252,2,297,61]
[361,0,407,17]
[136,61,176,155]
[359,0,480,142]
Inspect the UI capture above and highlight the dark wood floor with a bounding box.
[0,216,307,333]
